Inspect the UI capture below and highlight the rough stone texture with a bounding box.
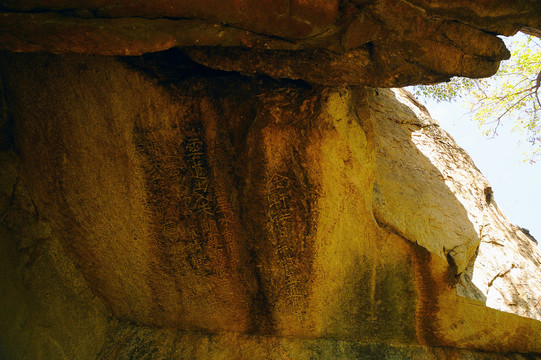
[1,52,541,359]
[0,151,111,360]
[96,322,541,360]
[2,53,408,338]
[2,0,541,86]
[0,0,340,40]
[471,211,541,320]
[372,89,482,274]
[371,88,541,321]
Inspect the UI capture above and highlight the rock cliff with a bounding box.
[0,1,541,359]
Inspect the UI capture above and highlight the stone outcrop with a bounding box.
[2,0,541,86]
[1,0,541,358]
[1,52,541,359]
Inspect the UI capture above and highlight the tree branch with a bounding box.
[535,70,541,109]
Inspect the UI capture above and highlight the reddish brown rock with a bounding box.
[1,0,540,86]
[0,0,340,40]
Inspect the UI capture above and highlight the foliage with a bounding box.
[412,34,541,162]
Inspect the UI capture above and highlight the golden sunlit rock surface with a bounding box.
[1,52,541,359]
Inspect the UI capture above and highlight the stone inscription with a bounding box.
[265,172,306,309]
[135,121,238,285]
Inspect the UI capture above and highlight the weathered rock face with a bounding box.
[1,0,541,86]
[0,154,110,359]
[1,1,541,358]
[1,52,541,359]
[371,88,541,321]
[1,53,398,336]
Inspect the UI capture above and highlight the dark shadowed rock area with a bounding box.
[0,1,540,359]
